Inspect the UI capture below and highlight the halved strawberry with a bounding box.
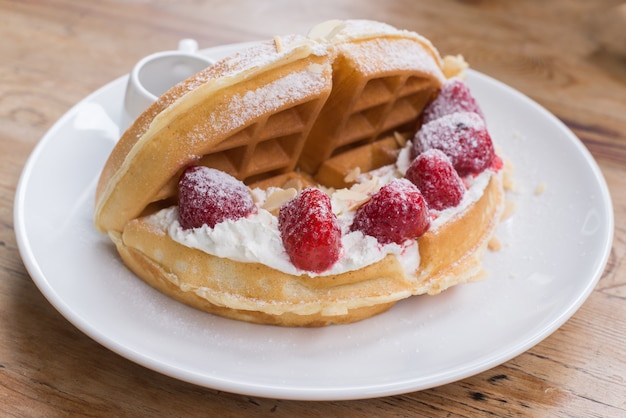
[278,188,343,273]
[178,166,255,229]
[350,179,430,245]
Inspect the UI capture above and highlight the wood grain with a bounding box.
[1,0,625,415]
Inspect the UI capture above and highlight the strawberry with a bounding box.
[278,188,343,273]
[422,78,485,124]
[178,166,255,229]
[405,149,465,211]
[350,179,430,245]
[411,111,495,177]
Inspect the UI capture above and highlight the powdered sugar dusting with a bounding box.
[203,67,328,136]
[405,148,465,211]
[338,37,444,79]
[417,111,484,150]
[350,178,430,245]
[305,19,444,81]
[187,34,325,90]
[413,111,494,176]
[178,166,255,229]
[319,19,436,53]
[184,167,247,204]
[133,35,325,143]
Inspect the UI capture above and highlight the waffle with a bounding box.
[95,34,333,233]
[94,20,505,326]
[112,174,503,326]
[301,20,445,174]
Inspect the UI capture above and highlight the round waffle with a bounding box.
[95,20,505,326]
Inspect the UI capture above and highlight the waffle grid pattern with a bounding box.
[198,98,326,185]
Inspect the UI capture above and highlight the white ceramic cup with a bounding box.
[121,39,214,130]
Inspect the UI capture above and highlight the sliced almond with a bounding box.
[343,166,361,183]
[393,131,407,148]
[307,19,346,42]
[442,54,468,79]
[274,35,284,53]
[282,177,304,192]
[334,189,369,202]
[352,177,380,195]
[332,188,371,214]
[262,188,298,214]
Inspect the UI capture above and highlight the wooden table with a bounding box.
[2,0,625,415]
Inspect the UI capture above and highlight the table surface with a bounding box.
[2,0,625,415]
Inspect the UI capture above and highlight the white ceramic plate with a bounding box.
[14,43,613,401]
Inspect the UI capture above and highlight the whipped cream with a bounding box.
[143,141,494,278]
[147,205,418,278]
